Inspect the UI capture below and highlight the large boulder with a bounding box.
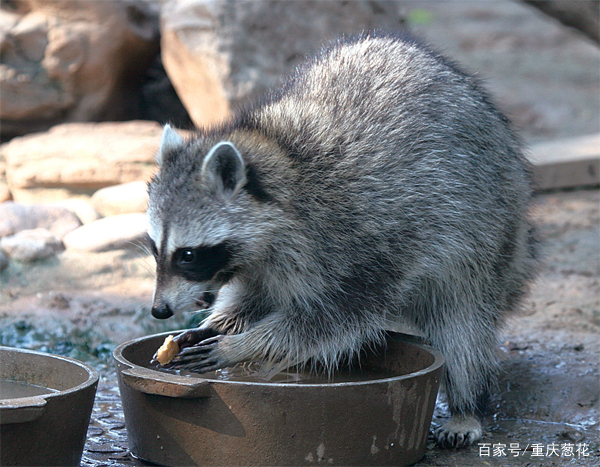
[160,0,404,128]
[0,201,81,239]
[49,198,101,225]
[0,0,160,141]
[62,213,148,252]
[0,228,64,262]
[90,181,149,217]
[1,121,163,202]
[521,0,599,44]
[0,151,10,202]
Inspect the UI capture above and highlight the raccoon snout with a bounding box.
[196,292,215,309]
[152,303,174,319]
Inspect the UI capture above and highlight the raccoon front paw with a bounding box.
[151,328,220,366]
[174,327,220,351]
[169,334,230,373]
[434,414,482,449]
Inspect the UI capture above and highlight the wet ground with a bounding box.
[419,188,600,466]
[1,187,598,467]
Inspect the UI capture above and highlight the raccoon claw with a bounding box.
[434,415,482,449]
[168,335,227,372]
[434,427,476,449]
[172,339,217,361]
[151,328,221,367]
[173,327,220,351]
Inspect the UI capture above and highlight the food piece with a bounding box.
[156,335,179,365]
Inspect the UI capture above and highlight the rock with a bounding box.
[62,213,148,252]
[0,250,8,271]
[0,201,81,239]
[521,0,599,44]
[160,0,404,128]
[0,0,160,141]
[2,121,162,202]
[49,198,102,225]
[529,133,600,190]
[0,228,63,262]
[91,181,149,217]
[137,55,194,129]
[0,185,11,203]
[0,151,11,202]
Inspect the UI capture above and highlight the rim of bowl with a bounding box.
[113,330,445,388]
[0,346,100,403]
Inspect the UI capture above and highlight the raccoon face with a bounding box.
[147,236,239,319]
[147,125,249,319]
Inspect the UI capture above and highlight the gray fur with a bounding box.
[157,123,183,165]
[147,32,538,448]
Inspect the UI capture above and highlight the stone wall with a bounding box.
[0,0,407,268]
[1,0,159,139]
[160,0,404,128]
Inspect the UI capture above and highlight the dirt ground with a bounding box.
[420,187,600,466]
[1,188,598,467]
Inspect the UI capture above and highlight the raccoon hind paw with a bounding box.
[434,414,482,449]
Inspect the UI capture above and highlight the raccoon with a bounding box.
[147,32,538,448]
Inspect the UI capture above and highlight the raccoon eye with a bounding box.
[172,242,237,282]
[180,249,195,264]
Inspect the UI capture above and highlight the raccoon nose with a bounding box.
[152,303,174,319]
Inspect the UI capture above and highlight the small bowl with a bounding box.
[0,346,99,467]
[114,331,443,466]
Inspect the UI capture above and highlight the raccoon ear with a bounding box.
[157,124,184,166]
[201,141,247,197]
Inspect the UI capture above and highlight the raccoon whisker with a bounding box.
[126,239,153,257]
[134,255,157,276]
[120,240,158,276]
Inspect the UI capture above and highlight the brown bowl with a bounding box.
[0,346,99,467]
[114,331,443,466]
